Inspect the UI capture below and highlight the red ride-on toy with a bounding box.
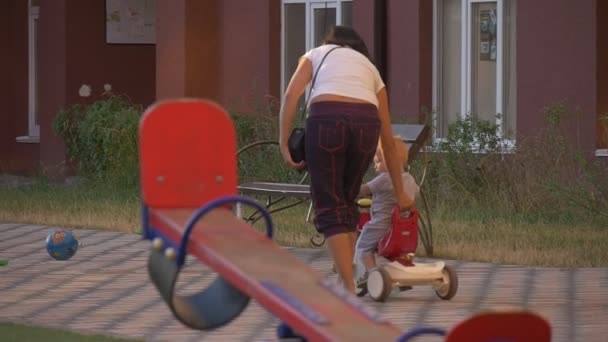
[355,198,458,302]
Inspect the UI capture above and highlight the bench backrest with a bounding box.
[391,124,430,164]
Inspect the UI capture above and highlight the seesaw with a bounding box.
[139,99,552,342]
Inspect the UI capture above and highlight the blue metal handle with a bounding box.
[177,195,274,267]
[396,327,447,342]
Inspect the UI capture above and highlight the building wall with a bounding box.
[385,0,433,122]
[352,0,383,76]
[66,1,156,106]
[518,0,597,154]
[156,0,280,114]
[37,0,155,175]
[0,0,39,174]
[155,0,224,102]
[220,0,281,113]
[598,0,608,150]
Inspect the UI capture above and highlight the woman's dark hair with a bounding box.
[323,25,372,62]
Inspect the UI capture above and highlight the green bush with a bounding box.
[53,95,143,189]
[425,104,608,226]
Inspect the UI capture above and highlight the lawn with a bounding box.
[1,179,606,267]
[0,322,140,342]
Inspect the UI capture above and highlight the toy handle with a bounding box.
[357,197,373,208]
[395,205,413,219]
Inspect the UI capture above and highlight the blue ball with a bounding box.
[46,229,79,261]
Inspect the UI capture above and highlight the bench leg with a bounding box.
[235,202,243,219]
[306,201,313,223]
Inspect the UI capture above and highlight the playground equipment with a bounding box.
[139,99,551,342]
[355,199,458,302]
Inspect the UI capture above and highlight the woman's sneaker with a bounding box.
[355,271,369,297]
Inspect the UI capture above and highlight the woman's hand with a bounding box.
[397,192,416,212]
[280,143,307,170]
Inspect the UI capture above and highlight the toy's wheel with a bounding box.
[367,267,392,302]
[310,233,325,247]
[434,265,458,300]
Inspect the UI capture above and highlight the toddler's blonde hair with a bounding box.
[377,135,409,169]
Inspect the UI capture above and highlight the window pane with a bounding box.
[471,2,497,123]
[284,3,306,111]
[341,1,352,27]
[284,3,306,86]
[436,0,516,140]
[313,7,336,47]
[438,0,462,138]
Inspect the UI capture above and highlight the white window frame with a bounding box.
[280,0,352,99]
[310,2,339,48]
[464,0,504,133]
[18,0,40,143]
[596,149,608,157]
[433,0,515,150]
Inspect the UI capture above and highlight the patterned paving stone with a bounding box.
[1,224,607,341]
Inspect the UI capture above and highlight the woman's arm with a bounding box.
[376,87,415,210]
[279,57,313,168]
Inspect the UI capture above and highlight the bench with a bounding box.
[237,124,435,254]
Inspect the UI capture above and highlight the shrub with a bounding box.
[53,95,143,189]
[425,104,608,226]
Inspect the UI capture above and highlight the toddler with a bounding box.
[354,136,419,287]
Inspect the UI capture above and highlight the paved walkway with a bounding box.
[0,224,607,341]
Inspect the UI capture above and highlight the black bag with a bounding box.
[288,127,306,163]
[287,46,341,163]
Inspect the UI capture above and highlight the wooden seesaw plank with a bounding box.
[149,207,402,342]
[139,99,402,342]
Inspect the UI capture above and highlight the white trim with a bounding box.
[495,0,504,135]
[461,0,468,118]
[16,135,40,144]
[309,2,338,48]
[28,0,40,138]
[465,0,504,135]
[595,149,608,157]
[426,138,516,154]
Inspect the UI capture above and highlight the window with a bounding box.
[18,0,40,142]
[281,0,353,100]
[433,0,516,144]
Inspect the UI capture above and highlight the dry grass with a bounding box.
[0,181,140,233]
[430,219,608,267]
[204,199,608,268]
[1,182,606,268]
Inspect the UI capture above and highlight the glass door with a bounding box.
[466,0,503,131]
[434,0,515,141]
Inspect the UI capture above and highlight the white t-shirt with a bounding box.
[301,44,385,107]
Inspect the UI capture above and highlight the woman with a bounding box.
[279,26,413,293]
